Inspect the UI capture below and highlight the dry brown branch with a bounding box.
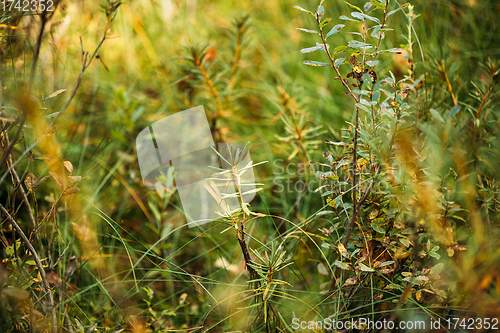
[0,205,57,333]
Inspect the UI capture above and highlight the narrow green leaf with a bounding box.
[45,89,67,100]
[316,5,325,20]
[334,261,352,270]
[318,263,328,275]
[379,261,394,267]
[400,237,411,247]
[371,26,385,39]
[429,109,445,123]
[326,24,345,38]
[301,45,323,53]
[316,210,335,216]
[351,12,380,24]
[387,3,410,17]
[293,5,315,17]
[355,103,369,111]
[334,57,346,68]
[344,1,363,13]
[348,40,373,48]
[373,80,383,92]
[340,14,361,22]
[303,60,331,67]
[369,0,385,9]
[320,18,332,28]
[381,48,407,54]
[358,262,375,272]
[296,28,319,34]
[359,98,371,106]
[363,74,373,88]
[450,104,461,118]
[333,45,348,53]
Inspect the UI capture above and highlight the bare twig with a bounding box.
[0,205,57,333]
[29,10,48,90]
[0,115,26,171]
[194,53,223,119]
[0,124,38,230]
[9,156,37,230]
[231,164,259,282]
[318,27,358,103]
[0,22,111,187]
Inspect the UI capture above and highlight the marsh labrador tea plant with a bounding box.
[290,0,500,329]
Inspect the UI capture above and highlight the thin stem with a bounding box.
[231,165,258,281]
[317,18,358,103]
[317,15,362,295]
[228,17,246,93]
[0,205,57,333]
[194,53,224,143]
[29,10,48,90]
[194,56,223,118]
[373,1,389,59]
[0,23,111,187]
[361,19,367,69]
[3,135,37,230]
